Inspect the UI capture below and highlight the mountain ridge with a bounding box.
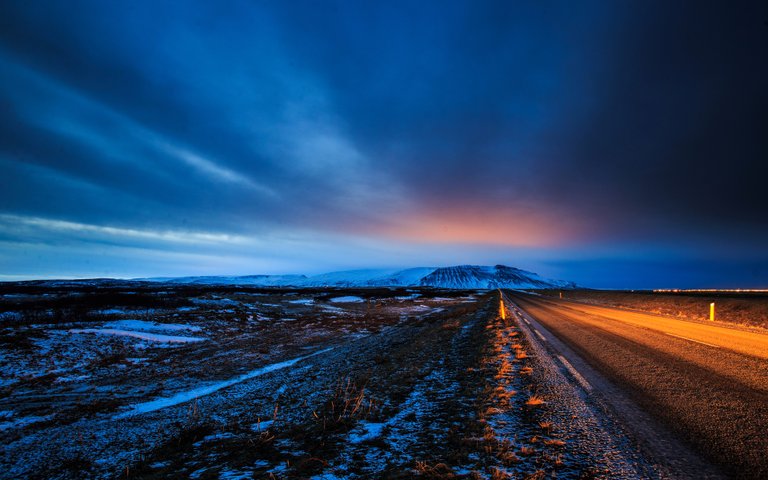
[140,264,576,290]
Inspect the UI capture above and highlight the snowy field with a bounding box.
[0,284,638,479]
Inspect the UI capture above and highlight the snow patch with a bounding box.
[190,298,239,306]
[288,298,314,305]
[329,296,365,303]
[219,469,254,479]
[115,348,333,417]
[0,413,55,432]
[104,319,202,332]
[349,421,386,444]
[69,329,206,343]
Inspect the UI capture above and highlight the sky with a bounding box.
[0,1,766,288]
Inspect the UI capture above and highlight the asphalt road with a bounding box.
[505,291,768,480]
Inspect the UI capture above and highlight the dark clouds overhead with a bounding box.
[0,0,766,286]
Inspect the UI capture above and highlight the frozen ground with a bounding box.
[0,285,655,479]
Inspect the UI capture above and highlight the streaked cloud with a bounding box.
[0,0,765,287]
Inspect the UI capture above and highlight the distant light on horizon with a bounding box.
[654,289,768,293]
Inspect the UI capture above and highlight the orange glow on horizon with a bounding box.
[361,208,582,248]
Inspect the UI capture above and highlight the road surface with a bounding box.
[504,291,768,479]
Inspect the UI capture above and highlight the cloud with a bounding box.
[0,0,766,285]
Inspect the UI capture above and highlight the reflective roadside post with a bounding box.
[710,302,715,321]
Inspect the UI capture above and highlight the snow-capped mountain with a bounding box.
[419,265,574,289]
[141,274,308,286]
[140,265,574,290]
[297,268,436,287]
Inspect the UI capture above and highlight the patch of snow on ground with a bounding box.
[348,421,386,444]
[0,413,55,432]
[405,305,432,312]
[69,328,206,344]
[96,308,128,315]
[189,467,209,479]
[219,468,254,479]
[309,473,346,480]
[329,296,365,303]
[104,319,202,332]
[319,305,346,314]
[0,312,20,321]
[429,296,476,302]
[288,298,315,305]
[395,294,421,301]
[193,432,236,447]
[115,347,333,418]
[250,419,274,432]
[190,297,239,306]
[54,374,91,383]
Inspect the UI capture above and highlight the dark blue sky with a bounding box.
[1,1,766,288]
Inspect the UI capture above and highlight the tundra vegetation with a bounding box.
[1,283,640,478]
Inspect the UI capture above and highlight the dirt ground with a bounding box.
[1,284,653,479]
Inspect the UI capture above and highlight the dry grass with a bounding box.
[442,319,461,330]
[414,461,457,478]
[313,377,376,433]
[492,386,516,406]
[471,303,572,478]
[496,359,513,378]
[489,467,512,479]
[481,406,505,419]
[525,395,545,407]
[538,421,553,434]
[519,446,536,456]
[543,438,566,447]
[524,470,546,480]
[248,429,275,447]
[499,451,520,466]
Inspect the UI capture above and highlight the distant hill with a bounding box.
[419,265,575,289]
[140,265,575,290]
[142,274,308,287]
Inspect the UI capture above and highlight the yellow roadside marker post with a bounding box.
[710,302,715,321]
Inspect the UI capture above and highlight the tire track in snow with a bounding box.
[115,347,333,418]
